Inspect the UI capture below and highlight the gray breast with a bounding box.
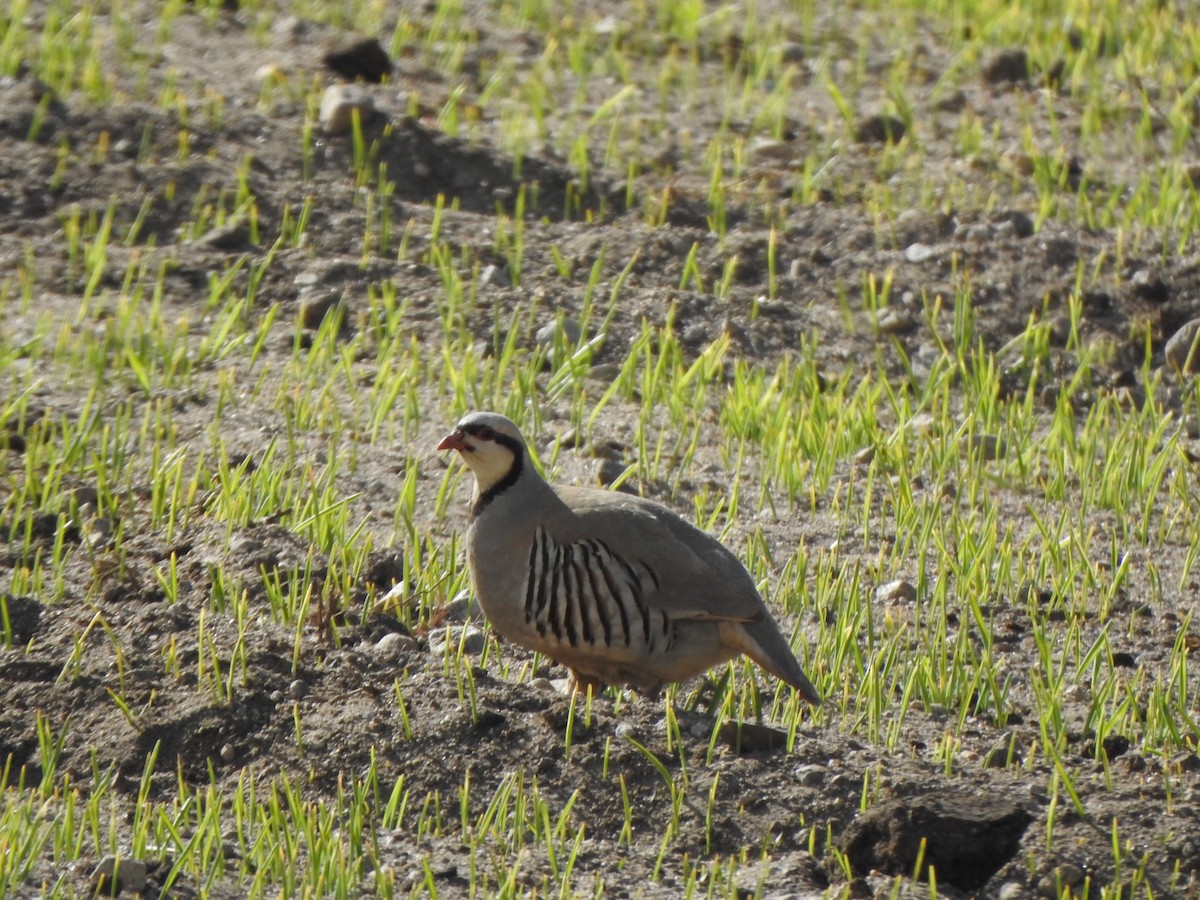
[522,526,673,654]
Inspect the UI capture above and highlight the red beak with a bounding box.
[438,428,467,452]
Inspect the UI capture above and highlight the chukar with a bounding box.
[438,411,821,703]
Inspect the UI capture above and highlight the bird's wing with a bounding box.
[547,487,769,622]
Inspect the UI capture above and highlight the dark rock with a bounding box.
[362,550,405,591]
[982,49,1030,85]
[717,720,789,753]
[1,594,42,644]
[855,114,906,144]
[837,792,1032,890]
[193,216,250,250]
[1102,734,1130,759]
[323,35,392,83]
[994,209,1034,238]
[1172,752,1200,773]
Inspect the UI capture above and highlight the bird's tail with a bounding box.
[724,618,821,705]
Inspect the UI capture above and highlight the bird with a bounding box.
[437,411,821,704]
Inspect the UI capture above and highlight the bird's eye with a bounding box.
[477,426,496,440]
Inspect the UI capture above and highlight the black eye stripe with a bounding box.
[458,420,525,460]
[462,423,501,442]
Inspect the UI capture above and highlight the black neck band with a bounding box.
[469,432,524,521]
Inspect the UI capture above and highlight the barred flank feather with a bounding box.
[523,527,672,654]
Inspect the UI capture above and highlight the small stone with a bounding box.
[748,137,793,164]
[377,580,407,607]
[615,721,638,740]
[270,690,285,703]
[780,41,806,64]
[289,679,307,699]
[995,210,1035,238]
[592,16,620,36]
[1055,864,1085,888]
[853,446,876,466]
[375,631,418,658]
[875,580,918,605]
[587,363,621,383]
[299,292,343,329]
[478,264,508,286]
[220,743,236,763]
[193,217,249,250]
[319,83,375,134]
[963,434,1006,460]
[91,856,148,896]
[272,15,307,41]
[587,440,623,461]
[84,515,113,549]
[323,35,392,83]
[428,625,486,656]
[594,458,627,489]
[876,309,914,334]
[855,114,906,144]
[904,242,936,263]
[998,882,1027,900]
[1165,319,1200,373]
[796,764,826,787]
[982,49,1030,85]
[535,318,582,349]
[557,427,583,448]
[255,63,287,83]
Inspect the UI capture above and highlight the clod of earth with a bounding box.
[836,792,1033,890]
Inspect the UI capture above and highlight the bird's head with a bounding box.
[437,411,528,496]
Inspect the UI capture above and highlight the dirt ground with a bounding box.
[3,2,1200,897]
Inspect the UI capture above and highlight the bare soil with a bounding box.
[3,2,1200,897]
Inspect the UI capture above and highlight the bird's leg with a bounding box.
[568,670,606,697]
